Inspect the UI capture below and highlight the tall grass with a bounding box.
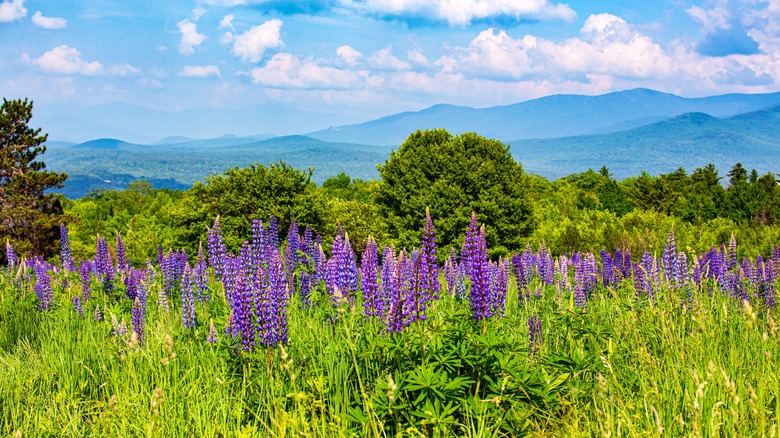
[1,263,778,437]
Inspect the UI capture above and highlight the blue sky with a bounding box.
[1,0,779,122]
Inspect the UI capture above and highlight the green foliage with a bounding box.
[377,129,534,257]
[0,98,68,261]
[170,161,326,253]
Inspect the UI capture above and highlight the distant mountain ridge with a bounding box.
[307,88,780,146]
[40,88,780,198]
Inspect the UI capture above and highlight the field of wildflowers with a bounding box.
[1,210,778,436]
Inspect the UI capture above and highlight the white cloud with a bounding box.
[35,45,103,75]
[31,11,66,29]
[367,46,411,71]
[177,19,207,55]
[34,45,141,77]
[345,0,576,26]
[193,7,207,20]
[179,65,221,78]
[200,0,246,5]
[251,52,374,89]
[0,0,26,22]
[219,13,234,29]
[336,45,362,66]
[407,48,429,66]
[232,19,283,63]
[686,4,731,33]
[450,14,674,81]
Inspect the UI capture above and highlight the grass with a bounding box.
[1,262,778,437]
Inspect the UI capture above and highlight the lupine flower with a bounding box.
[461,212,480,275]
[116,231,128,272]
[573,258,588,308]
[361,236,382,317]
[491,259,508,316]
[33,262,54,311]
[208,217,226,281]
[73,295,84,317]
[132,282,148,345]
[111,314,127,337]
[469,225,493,321]
[206,319,218,343]
[662,227,677,285]
[380,246,396,305]
[528,315,543,359]
[232,269,255,350]
[195,242,209,302]
[265,249,288,346]
[80,260,92,301]
[6,241,17,268]
[60,223,75,272]
[420,208,440,300]
[94,304,103,321]
[728,234,738,271]
[181,263,196,329]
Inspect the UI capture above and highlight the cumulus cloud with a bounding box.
[343,0,576,26]
[232,19,283,63]
[0,0,26,22]
[367,46,412,71]
[179,65,221,78]
[450,14,674,82]
[31,11,66,29]
[34,45,141,76]
[35,45,103,75]
[251,52,375,89]
[178,19,207,55]
[219,13,235,29]
[337,45,362,66]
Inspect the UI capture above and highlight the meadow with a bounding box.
[0,213,778,437]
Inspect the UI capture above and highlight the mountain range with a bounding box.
[40,88,780,198]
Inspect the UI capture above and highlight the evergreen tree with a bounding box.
[0,98,67,261]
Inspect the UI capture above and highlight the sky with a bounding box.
[1,0,780,122]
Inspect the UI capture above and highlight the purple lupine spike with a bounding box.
[115,231,128,272]
[420,208,440,300]
[72,295,84,317]
[93,304,102,321]
[613,249,624,283]
[80,260,92,301]
[315,244,327,285]
[268,216,279,254]
[600,250,613,287]
[361,236,381,317]
[511,252,528,301]
[386,249,409,333]
[491,258,508,316]
[95,235,115,286]
[728,234,738,271]
[764,260,775,309]
[461,212,480,275]
[206,319,218,343]
[663,227,677,285]
[6,240,17,268]
[181,263,196,329]
[208,217,226,282]
[60,223,75,272]
[267,249,288,346]
[342,234,358,297]
[132,280,148,345]
[528,315,543,359]
[380,246,396,304]
[469,224,493,320]
[574,256,588,308]
[232,269,255,350]
[33,262,54,311]
[251,219,266,268]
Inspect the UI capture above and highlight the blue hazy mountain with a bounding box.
[308,88,780,146]
[511,106,780,180]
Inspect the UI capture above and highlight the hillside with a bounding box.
[511,106,780,179]
[308,88,780,146]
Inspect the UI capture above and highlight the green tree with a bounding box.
[170,161,326,253]
[376,129,534,257]
[0,98,67,260]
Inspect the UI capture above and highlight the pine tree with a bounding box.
[0,98,68,261]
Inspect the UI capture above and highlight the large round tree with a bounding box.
[377,129,534,257]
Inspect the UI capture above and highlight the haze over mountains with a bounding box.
[41,88,780,198]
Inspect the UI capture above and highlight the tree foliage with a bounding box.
[169,161,326,253]
[377,129,534,256]
[0,98,67,260]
